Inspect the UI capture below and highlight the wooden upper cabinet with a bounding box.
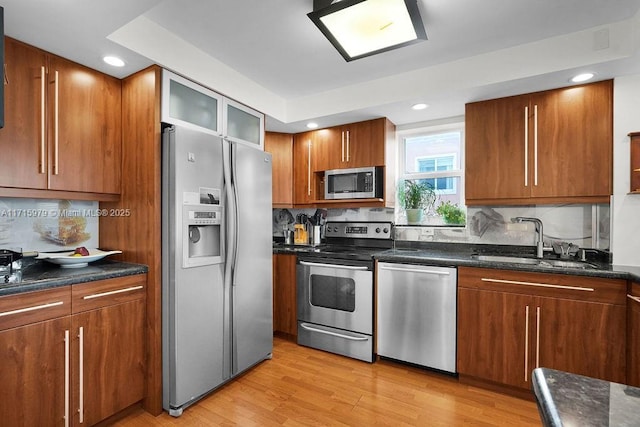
[465,80,613,205]
[531,82,612,199]
[313,118,387,171]
[0,38,49,189]
[293,131,315,205]
[265,132,294,207]
[47,55,122,194]
[0,37,121,197]
[343,119,386,168]
[465,94,530,201]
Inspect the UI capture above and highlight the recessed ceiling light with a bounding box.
[103,56,125,67]
[571,73,595,83]
[412,103,428,110]
[307,122,319,129]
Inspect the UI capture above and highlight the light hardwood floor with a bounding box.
[113,338,541,426]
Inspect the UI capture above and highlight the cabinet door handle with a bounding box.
[524,305,529,382]
[524,106,528,187]
[78,326,84,423]
[40,66,46,174]
[533,105,538,186]
[346,130,350,162]
[628,294,640,304]
[341,131,345,162]
[0,300,63,317]
[307,140,312,196]
[481,277,594,292]
[64,329,70,427]
[53,70,60,175]
[535,306,541,370]
[82,285,144,300]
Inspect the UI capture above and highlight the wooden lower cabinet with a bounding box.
[273,254,297,339]
[457,267,627,392]
[0,274,146,427]
[628,282,640,387]
[0,317,69,426]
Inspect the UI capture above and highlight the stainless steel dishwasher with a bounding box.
[376,262,457,373]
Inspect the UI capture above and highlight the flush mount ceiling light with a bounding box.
[306,122,319,129]
[411,103,428,110]
[308,0,427,62]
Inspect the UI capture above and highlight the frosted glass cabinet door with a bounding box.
[161,69,223,135]
[223,98,265,149]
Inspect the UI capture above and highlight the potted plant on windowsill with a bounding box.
[435,200,466,225]
[398,180,438,224]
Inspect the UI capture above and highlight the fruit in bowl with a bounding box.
[71,246,90,257]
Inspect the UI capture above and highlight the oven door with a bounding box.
[296,258,373,335]
[296,257,374,362]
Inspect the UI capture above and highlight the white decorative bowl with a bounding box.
[37,249,122,268]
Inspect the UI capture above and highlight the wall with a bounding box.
[0,198,99,252]
[612,73,640,266]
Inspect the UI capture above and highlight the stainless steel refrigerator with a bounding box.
[162,124,273,417]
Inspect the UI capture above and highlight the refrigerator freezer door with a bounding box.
[162,125,228,411]
[229,141,273,374]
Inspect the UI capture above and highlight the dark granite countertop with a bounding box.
[273,242,640,282]
[532,368,640,427]
[0,259,148,297]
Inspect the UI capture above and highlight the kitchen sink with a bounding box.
[537,259,599,269]
[472,254,540,265]
[472,254,599,269]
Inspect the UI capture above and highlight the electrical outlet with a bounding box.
[421,227,435,236]
[507,222,529,231]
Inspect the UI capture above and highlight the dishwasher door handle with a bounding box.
[379,265,451,275]
[300,323,369,341]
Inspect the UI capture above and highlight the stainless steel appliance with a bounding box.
[377,262,457,373]
[296,221,393,362]
[162,124,273,417]
[324,166,383,199]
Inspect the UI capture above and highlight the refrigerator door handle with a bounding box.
[222,138,235,379]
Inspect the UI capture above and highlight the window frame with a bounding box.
[396,121,465,223]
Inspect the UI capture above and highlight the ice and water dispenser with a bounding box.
[182,203,223,268]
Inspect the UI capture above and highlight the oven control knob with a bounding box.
[375,227,381,233]
[383,227,389,234]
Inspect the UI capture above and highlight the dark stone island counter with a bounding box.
[532,368,640,426]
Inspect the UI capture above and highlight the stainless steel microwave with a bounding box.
[325,166,383,200]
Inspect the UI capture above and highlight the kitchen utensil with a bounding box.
[310,225,322,246]
[1,249,38,284]
[284,230,294,245]
[294,224,307,245]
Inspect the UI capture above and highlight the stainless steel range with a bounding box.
[296,221,393,362]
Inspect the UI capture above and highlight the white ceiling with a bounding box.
[4,0,640,133]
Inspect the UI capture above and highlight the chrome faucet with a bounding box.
[511,217,545,258]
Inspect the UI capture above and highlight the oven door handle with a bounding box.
[299,261,369,270]
[300,323,369,341]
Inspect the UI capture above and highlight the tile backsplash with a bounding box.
[273,204,610,251]
[0,198,99,252]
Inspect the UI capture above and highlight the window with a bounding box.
[398,124,465,225]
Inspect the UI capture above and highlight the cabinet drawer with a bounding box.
[72,274,147,313]
[0,286,71,330]
[458,267,626,305]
